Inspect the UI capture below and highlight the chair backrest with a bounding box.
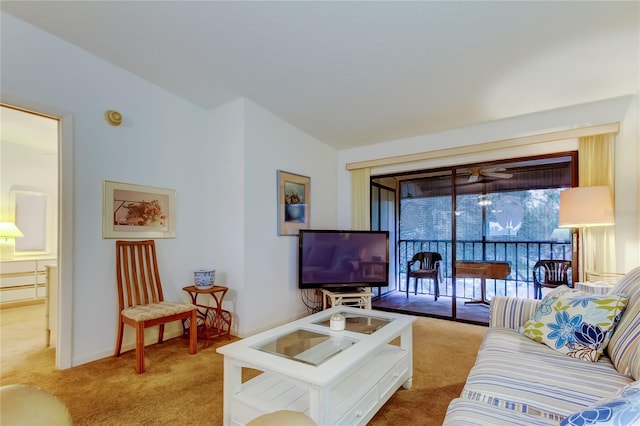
[533,260,571,285]
[116,240,165,310]
[410,252,443,269]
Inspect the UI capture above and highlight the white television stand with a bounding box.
[321,287,373,310]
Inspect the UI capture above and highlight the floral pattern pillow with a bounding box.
[521,290,628,362]
[560,381,640,425]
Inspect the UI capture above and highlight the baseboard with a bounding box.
[72,325,185,367]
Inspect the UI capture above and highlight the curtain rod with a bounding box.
[346,122,620,171]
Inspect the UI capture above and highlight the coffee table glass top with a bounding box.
[253,329,357,366]
[313,311,393,334]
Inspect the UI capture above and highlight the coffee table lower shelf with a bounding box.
[230,345,410,426]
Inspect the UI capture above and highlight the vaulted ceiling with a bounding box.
[1,1,638,150]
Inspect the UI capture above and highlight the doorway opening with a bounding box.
[0,104,59,370]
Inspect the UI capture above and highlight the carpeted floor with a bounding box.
[1,306,486,425]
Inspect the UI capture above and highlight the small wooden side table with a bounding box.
[182,285,232,347]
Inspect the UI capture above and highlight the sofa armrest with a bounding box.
[489,296,541,330]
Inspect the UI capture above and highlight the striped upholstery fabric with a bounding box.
[575,281,614,295]
[444,398,558,426]
[461,328,634,419]
[489,296,540,330]
[122,301,197,322]
[607,266,640,380]
[444,267,639,425]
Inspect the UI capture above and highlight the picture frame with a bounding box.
[277,170,310,236]
[103,180,176,239]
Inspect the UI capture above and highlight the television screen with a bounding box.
[298,229,389,289]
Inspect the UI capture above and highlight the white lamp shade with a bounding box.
[0,222,24,238]
[559,186,615,228]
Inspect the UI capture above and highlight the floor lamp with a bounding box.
[558,186,615,283]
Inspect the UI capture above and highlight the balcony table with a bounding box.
[457,261,511,306]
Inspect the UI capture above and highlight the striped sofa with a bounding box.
[444,266,640,425]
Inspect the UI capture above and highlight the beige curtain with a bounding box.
[351,168,371,230]
[579,134,616,276]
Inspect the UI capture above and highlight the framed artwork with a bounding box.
[277,170,310,236]
[103,180,176,239]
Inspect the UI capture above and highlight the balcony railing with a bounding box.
[396,239,572,300]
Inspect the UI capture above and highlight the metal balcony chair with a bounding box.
[532,259,572,299]
[406,252,444,300]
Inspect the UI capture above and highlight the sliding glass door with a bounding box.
[370,180,396,299]
[398,170,453,318]
[371,153,576,324]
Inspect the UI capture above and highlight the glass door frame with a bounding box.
[371,152,577,324]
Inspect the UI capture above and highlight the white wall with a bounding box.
[198,98,340,337]
[1,12,339,366]
[240,100,337,335]
[2,12,213,365]
[203,99,247,335]
[337,95,640,272]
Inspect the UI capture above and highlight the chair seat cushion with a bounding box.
[122,301,196,322]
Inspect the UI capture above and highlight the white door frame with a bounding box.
[2,97,74,369]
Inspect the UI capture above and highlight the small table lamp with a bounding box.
[0,222,24,241]
[0,222,24,259]
[558,186,615,282]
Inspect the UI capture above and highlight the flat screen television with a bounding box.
[298,229,389,290]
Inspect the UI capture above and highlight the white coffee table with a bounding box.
[217,306,415,426]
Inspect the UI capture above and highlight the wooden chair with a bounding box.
[406,252,444,300]
[114,240,197,373]
[532,259,572,299]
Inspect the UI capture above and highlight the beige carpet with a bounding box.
[1,307,486,425]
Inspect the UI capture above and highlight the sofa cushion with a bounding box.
[489,295,541,330]
[607,266,640,380]
[461,328,633,419]
[560,381,640,426]
[444,397,559,426]
[521,291,628,362]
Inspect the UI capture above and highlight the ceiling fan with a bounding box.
[464,167,513,183]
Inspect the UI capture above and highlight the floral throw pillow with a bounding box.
[560,381,640,425]
[521,290,628,362]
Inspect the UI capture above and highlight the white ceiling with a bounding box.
[1,1,639,150]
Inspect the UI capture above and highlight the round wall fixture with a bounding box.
[105,110,122,126]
